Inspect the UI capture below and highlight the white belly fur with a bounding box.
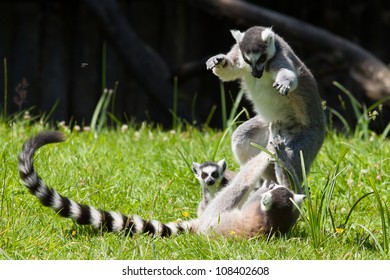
[242,72,291,123]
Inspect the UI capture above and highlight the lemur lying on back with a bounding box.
[18,131,305,238]
[206,26,325,194]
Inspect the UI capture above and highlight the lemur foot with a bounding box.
[269,135,284,165]
[273,81,290,96]
[270,134,289,165]
[272,135,286,150]
[206,55,228,70]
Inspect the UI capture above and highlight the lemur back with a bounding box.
[18,131,304,238]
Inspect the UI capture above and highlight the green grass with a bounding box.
[0,120,389,260]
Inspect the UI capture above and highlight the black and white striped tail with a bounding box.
[18,131,193,237]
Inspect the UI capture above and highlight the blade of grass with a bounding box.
[3,58,7,121]
[191,92,198,125]
[110,81,119,128]
[211,108,248,160]
[91,89,109,136]
[97,89,114,132]
[227,89,244,128]
[107,112,121,127]
[172,76,179,130]
[102,40,107,91]
[340,192,373,228]
[333,81,362,117]
[380,122,390,140]
[41,99,59,125]
[204,105,217,128]
[370,179,389,253]
[327,107,351,134]
[220,81,227,130]
[356,223,385,255]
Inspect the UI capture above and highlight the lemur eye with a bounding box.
[201,172,207,179]
[211,171,219,178]
[258,54,267,63]
[243,55,251,66]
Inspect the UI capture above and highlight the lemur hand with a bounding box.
[273,81,290,96]
[206,55,228,70]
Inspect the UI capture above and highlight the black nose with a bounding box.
[251,68,263,78]
[206,180,215,186]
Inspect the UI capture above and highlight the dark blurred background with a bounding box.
[0,0,389,129]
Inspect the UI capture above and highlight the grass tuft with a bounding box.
[330,81,390,139]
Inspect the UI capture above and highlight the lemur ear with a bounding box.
[293,194,306,206]
[192,162,200,175]
[217,159,227,172]
[230,30,244,44]
[261,27,275,44]
[261,192,273,211]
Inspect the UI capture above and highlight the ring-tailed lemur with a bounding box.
[18,131,305,238]
[192,159,235,216]
[206,26,325,194]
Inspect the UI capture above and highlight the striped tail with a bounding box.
[18,131,193,237]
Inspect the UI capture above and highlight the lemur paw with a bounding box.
[271,134,287,157]
[273,81,290,96]
[206,55,228,70]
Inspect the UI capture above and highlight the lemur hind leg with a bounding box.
[270,132,301,194]
[269,121,324,194]
[232,116,270,165]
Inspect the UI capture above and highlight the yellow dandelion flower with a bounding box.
[182,211,189,218]
[71,230,77,237]
[230,230,236,236]
[335,227,344,234]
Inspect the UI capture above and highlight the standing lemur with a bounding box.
[195,26,325,232]
[206,26,325,194]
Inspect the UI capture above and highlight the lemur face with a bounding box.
[192,159,227,188]
[242,52,268,78]
[231,26,276,79]
[261,184,306,212]
[200,167,220,186]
